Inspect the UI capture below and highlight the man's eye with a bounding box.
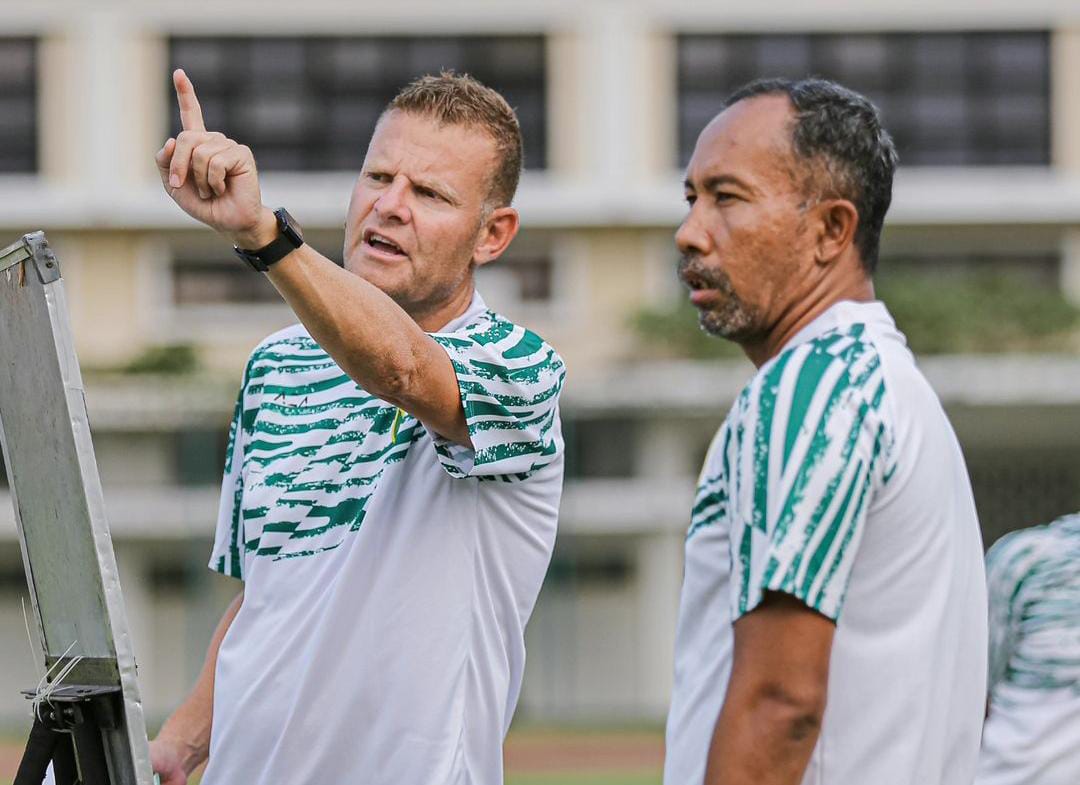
[685,194,697,206]
[418,187,441,201]
[715,191,735,203]
[366,172,390,183]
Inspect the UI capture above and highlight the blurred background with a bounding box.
[1,1,1079,782]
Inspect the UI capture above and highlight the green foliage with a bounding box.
[630,300,744,359]
[877,270,1079,354]
[122,343,200,375]
[630,271,1080,358]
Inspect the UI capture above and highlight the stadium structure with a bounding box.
[1,0,1079,725]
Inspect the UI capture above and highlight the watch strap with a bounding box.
[234,208,303,272]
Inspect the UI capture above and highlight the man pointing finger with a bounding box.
[150,68,565,785]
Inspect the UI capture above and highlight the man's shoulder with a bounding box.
[434,309,565,375]
[740,321,889,427]
[989,514,1080,573]
[781,321,884,379]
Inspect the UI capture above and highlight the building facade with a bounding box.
[1,0,1080,728]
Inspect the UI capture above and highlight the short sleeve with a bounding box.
[429,316,565,479]
[208,361,253,580]
[731,342,894,622]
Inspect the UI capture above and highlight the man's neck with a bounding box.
[409,282,477,332]
[740,278,875,368]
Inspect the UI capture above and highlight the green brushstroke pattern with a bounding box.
[686,323,896,621]
[210,309,564,578]
[986,513,1080,706]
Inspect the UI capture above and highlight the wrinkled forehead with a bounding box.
[366,110,497,188]
[685,94,799,190]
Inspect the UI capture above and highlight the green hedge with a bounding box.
[631,272,1079,358]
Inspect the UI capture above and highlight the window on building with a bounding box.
[563,417,638,479]
[168,36,547,171]
[171,236,342,306]
[0,38,37,173]
[677,32,1050,167]
[173,258,281,305]
[477,254,554,305]
[175,428,230,486]
[545,540,635,588]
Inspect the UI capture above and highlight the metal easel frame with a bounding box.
[0,232,153,785]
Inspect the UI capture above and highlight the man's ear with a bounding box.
[814,199,859,266]
[473,207,520,268]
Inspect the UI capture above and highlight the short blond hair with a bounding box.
[388,71,523,208]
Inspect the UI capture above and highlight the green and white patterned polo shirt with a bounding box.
[201,292,565,785]
[977,513,1080,785]
[665,300,987,785]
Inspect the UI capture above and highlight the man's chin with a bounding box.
[699,310,759,343]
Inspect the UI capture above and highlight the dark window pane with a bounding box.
[677,31,1050,168]
[168,36,547,171]
[0,38,37,173]
[175,429,230,486]
[563,418,637,479]
[172,259,281,305]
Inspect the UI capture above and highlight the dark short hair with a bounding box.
[721,77,898,273]
[388,71,523,208]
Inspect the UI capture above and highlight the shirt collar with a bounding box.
[434,289,488,334]
[782,299,896,353]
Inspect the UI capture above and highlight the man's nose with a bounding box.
[374,176,412,223]
[675,209,710,257]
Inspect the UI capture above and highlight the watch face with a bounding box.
[275,208,304,245]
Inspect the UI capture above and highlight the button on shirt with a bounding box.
[664,300,987,785]
[202,292,565,785]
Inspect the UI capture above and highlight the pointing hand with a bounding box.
[154,69,275,248]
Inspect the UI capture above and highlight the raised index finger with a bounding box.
[173,68,206,132]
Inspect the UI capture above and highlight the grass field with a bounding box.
[507,775,659,785]
[0,726,665,785]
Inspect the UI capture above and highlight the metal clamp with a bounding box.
[0,232,60,284]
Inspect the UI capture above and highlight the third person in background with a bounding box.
[663,78,988,785]
[977,511,1080,785]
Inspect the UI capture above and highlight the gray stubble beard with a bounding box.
[682,259,763,343]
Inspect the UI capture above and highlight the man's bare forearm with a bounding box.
[705,592,833,785]
[704,686,823,785]
[263,243,437,405]
[155,591,244,773]
[258,241,470,445]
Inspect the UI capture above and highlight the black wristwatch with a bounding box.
[233,208,304,272]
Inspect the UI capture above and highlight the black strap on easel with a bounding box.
[13,685,121,785]
[13,714,78,785]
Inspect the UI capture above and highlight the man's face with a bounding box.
[344,110,498,317]
[676,95,818,343]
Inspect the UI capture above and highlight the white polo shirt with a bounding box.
[665,300,987,785]
[202,292,565,785]
[977,513,1080,785]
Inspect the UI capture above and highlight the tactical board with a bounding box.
[0,232,153,785]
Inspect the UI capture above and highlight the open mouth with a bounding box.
[362,228,408,258]
[681,271,710,291]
